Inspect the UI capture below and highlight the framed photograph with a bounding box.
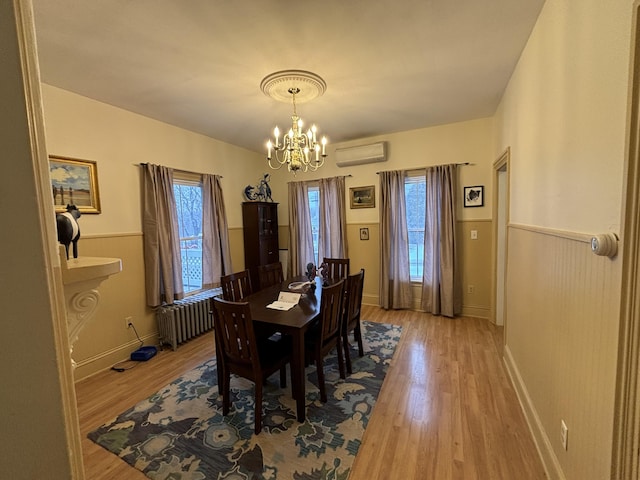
[463,185,484,208]
[49,155,101,214]
[360,227,370,241]
[350,185,375,209]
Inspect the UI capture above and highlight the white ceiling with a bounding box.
[32,0,544,154]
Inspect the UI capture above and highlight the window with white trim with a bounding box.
[405,174,426,281]
[173,175,203,293]
[308,185,320,265]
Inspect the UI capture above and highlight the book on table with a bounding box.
[267,291,301,311]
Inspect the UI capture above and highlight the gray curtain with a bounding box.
[288,181,315,278]
[318,176,348,260]
[379,170,412,309]
[142,164,184,307]
[202,174,232,289]
[421,164,461,317]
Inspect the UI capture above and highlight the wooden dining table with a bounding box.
[243,275,323,423]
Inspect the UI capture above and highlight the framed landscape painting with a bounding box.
[350,185,375,209]
[49,155,101,214]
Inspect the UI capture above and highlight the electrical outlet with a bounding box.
[125,316,133,328]
[560,420,568,450]
[470,229,478,240]
[467,285,475,294]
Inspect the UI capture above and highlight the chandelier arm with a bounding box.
[267,157,286,170]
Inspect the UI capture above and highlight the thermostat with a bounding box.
[590,232,618,258]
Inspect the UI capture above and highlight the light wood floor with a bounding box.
[75,305,547,479]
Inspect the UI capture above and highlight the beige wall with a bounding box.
[494,0,633,478]
[2,2,80,478]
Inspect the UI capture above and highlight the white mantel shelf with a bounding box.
[58,245,122,367]
[60,251,122,285]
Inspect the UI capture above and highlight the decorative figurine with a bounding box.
[244,173,273,202]
[319,261,330,286]
[306,263,317,283]
[56,204,81,259]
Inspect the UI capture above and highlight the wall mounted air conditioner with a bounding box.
[335,142,387,167]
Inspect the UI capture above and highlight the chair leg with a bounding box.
[355,321,364,357]
[254,381,263,434]
[343,333,353,375]
[222,373,231,416]
[279,366,287,388]
[316,353,327,403]
[336,338,346,380]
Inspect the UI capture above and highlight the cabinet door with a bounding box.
[259,204,277,236]
[259,237,279,265]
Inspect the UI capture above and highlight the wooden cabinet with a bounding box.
[242,202,279,289]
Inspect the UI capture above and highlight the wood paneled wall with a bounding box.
[504,224,621,479]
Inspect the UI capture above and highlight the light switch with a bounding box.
[470,230,478,240]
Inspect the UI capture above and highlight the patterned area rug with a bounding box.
[88,321,402,480]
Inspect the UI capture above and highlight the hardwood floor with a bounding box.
[75,305,547,479]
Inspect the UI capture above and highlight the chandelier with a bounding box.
[260,70,328,174]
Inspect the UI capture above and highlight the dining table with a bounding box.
[243,275,323,423]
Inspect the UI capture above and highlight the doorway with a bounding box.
[492,148,510,330]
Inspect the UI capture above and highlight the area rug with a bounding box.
[88,321,402,480]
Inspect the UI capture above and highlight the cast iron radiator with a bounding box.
[156,288,221,350]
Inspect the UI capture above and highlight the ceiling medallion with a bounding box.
[261,70,328,174]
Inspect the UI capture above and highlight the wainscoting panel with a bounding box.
[504,224,621,480]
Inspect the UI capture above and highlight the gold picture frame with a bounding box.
[350,185,375,209]
[49,155,102,214]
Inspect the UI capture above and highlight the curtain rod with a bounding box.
[287,174,352,184]
[136,162,223,178]
[376,162,471,174]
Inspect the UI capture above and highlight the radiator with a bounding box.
[156,289,221,350]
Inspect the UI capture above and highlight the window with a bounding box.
[173,176,203,293]
[405,174,426,281]
[308,186,320,265]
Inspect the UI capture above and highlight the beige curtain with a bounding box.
[202,174,232,289]
[318,176,348,260]
[288,181,315,278]
[142,164,184,307]
[379,170,412,309]
[421,164,461,316]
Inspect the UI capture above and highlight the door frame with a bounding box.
[491,147,510,334]
[613,2,640,478]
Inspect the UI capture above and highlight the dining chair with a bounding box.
[305,279,346,403]
[322,257,350,280]
[257,262,284,290]
[220,269,253,301]
[211,297,292,434]
[342,269,365,374]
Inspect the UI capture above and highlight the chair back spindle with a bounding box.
[221,269,253,301]
[322,257,350,280]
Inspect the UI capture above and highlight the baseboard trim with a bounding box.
[73,333,159,382]
[503,344,562,480]
[461,303,490,319]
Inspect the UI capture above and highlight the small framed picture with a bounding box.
[49,155,101,214]
[360,227,370,241]
[350,185,375,209]
[463,186,484,208]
